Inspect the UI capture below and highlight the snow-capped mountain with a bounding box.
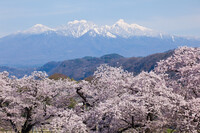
[17,19,159,38]
[0,19,200,67]
[56,20,97,37]
[108,19,157,38]
[21,24,55,34]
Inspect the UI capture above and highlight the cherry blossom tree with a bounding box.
[81,65,183,132]
[77,64,135,107]
[154,46,200,132]
[0,71,79,133]
[154,46,200,99]
[49,109,88,133]
[1,46,200,133]
[168,98,200,133]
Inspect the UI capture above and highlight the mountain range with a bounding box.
[0,19,199,67]
[0,51,173,80]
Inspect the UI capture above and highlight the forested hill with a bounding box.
[0,50,173,80]
[38,50,174,80]
[0,66,35,78]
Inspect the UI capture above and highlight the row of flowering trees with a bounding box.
[0,46,200,133]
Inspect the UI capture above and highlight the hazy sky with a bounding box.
[0,0,200,37]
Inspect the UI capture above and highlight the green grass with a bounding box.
[166,128,175,133]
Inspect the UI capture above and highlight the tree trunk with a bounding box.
[21,124,33,133]
[9,120,20,133]
[131,116,135,128]
[21,107,34,133]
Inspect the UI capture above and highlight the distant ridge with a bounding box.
[0,51,173,80]
[0,19,199,66]
[15,19,157,38]
[37,51,174,80]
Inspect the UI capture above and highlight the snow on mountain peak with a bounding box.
[57,20,97,38]
[22,24,55,34]
[130,24,150,31]
[115,19,126,25]
[110,19,157,38]
[54,19,158,38]
[113,19,151,31]
[86,28,116,38]
[113,19,130,29]
[33,24,46,27]
[20,19,159,38]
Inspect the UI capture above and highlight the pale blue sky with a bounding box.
[0,0,200,37]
